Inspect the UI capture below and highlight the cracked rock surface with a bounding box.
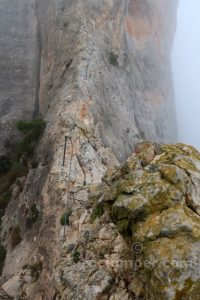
[0,0,177,160]
[97,142,200,300]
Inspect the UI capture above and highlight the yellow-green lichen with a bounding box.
[161,144,186,157]
[174,157,198,173]
[176,143,200,161]
[115,171,148,194]
[113,194,147,222]
[116,219,130,234]
[159,164,190,194]
[174,278,193,300]
[133,206,200,243]
[99,142,200,300]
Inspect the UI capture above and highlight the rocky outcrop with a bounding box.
[0,0,179,299]
[97,142,200,300]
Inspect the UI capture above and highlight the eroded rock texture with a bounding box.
[0,0,179,299]
[0,0,177,160]
[98,142,200,300]
[37,0,178,161]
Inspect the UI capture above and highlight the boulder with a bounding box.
[100,142,200,300]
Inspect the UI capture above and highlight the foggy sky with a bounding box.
[172,0,200,150]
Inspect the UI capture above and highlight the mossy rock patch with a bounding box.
[93,142,200,300]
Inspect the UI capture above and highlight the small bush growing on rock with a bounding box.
[11,225,22,249]
[109,51,118,66]
[0,119,46,228]
[73,251,80,263]
[15,119,46,160]
[16,119,46,135]
[90,204,104,222]
[0,244,6,275]
[60,210,72,226]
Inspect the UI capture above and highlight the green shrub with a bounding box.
[0,244,6,275]
[109,51,118,66]
[73,251,80,263]
[0,119,45,230]
[16,119,46,135]
[11,225,22,249]
[0,119,46,227]
[15,138,34,160]
[15,119,46,160]
[60,210,72,226]
[90,204,104,222]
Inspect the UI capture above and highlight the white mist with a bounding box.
[172,0,200,150]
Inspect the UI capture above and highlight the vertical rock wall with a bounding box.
[0,0,177,160]
[0,0,178,299]
[37,0,178,161]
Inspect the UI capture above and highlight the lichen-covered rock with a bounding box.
[100,142,200,300]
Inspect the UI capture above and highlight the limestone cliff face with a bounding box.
[0,1,178,299]
[37,0,178,161]
[0,0,177,160]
